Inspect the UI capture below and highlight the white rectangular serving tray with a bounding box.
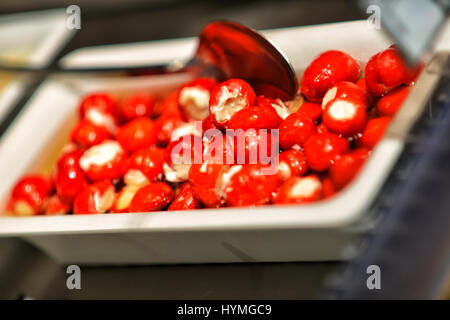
[0,20,447,265]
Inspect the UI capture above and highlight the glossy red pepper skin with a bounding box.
[116,117,158,152]
[79,92,118,120]
[365,47,420,96]
[154,91,182,119]
[277,149,308,180]
[303,132,350,171]
[168,183,203,211]
[189,163,225,208]
[128,182,174,212]
[376,86,410,116]
[73,179,115,214]
[53,150,88,203]
[279,113,317,150]
[178,77,218,121]
[227,105,282,130]
[322,177,336,199]
[274,175,322,204]
[300,50,360,102]
[321,81,368,136]
[71,119,111,147]
[330,148,370,190]
[110,185,141,213]
[297,102,322,121]
[358,116,392,149]
[155,115,187,147]
[119,92,156,123]
[46,195,71,215]
[221,164,280,207]
[209,79,256,128]
[9,175,53,215]
[123,147,165,184]
[79,140,127,182]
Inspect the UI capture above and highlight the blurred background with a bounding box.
[0,0,364,54]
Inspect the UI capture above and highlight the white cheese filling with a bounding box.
[164,162,191,182]
[215,165,242,199]
[179,87,211,120]
[210,86,246,123]
[322,86,337,109]
[124,169,149,186]
[290,176,322,198]
[328,100,356,120]
[86,108,117,133]
[79,140,122,171]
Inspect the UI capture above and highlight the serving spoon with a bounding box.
[0,21,298,100]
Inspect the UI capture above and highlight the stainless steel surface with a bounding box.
[361,0,449,66]
[0,21,298,99]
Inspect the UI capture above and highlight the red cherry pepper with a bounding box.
[227,105,282,130]
[277,149,308,180]
[330,148,370,190]
[110,185,141,213]
[73,179,116,214]
[300,50,360,102]
[256,96,292,120]
[322,81,368,136]
[322,177,336,199]
[79,92,118,119]
[79,140,126,181]
[71,119,111,147]
[189,163,225,208]
[274,175,323,204]
[303,132,349,171]
[120,92,155,123]
[123,147,165,186]
[355,77,367,93]
[9,175,52,216]
[358,116,392,149]
[53,149,88,203]
[219,164,280,207]
[128,182,174,212]
[178,77,218,121]
[46,195,71,215]
[297,101,322,121]
[155,115,187,147]
[278,112,317,150]
[79,93,118,133]
[209,79,256,128]
[154,91,182,119]
[376,86,410,116]
[202,116,217,132]
[365,47,420,96]
[168,182,203,211]
[116,117,158,152]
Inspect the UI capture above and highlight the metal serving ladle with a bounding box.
[0,21,299,100]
